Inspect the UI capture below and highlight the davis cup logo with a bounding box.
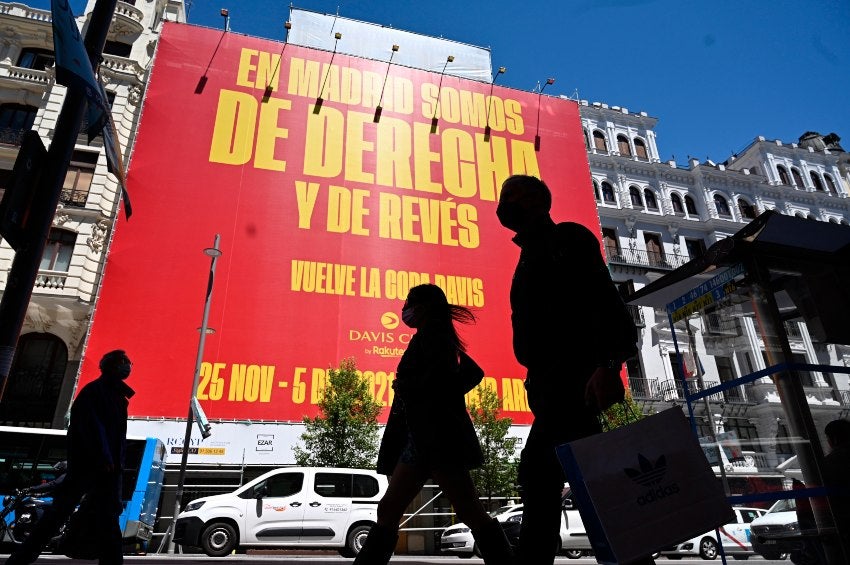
[625,454,680,506]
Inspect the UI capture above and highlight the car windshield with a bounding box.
[769,498,797,513]
[491,505,521,517]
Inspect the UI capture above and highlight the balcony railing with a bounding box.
[803,386,841,405]
[628,377,749,404]
[704,312,741,336]
[35,271,67,289]
[59,188,89,207]
[606,248,689,270]
[0,127,28,146]
[627,304,644,327]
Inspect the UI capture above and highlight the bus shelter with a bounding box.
[626,210,850,564]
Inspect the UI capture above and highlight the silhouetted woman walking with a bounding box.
[354,284,513,565]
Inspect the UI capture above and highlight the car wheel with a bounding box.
[565,549,583,559]
[200,521,238,557]
[346,524,372,556]
[699,537,719,560]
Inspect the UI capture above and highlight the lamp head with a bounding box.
[497,66,506,74]
[220,8,229,17]
[284,21,292,29]
[334,32,342,40]
[546,78,555,85]
[392,44,399,52]
[447,55,455,62]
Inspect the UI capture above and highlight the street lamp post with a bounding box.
[165,234,222,553]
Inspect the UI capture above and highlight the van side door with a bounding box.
[300,471,355,545]
[243,470,306,544]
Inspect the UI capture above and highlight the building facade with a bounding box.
[1,0,849,538]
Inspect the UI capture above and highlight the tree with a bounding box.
[600,390,645,430]
[293,358,382,468]
[467,385,519,508]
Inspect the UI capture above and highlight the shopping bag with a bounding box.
[557,407,733,565]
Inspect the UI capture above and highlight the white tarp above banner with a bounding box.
[287,7,493,83]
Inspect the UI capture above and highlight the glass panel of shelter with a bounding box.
[663,262,850,562]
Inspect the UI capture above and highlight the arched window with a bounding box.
[737,198,757,219]
[634,138,648,160]
[824,174,837,194]
[749,166,760,176]
[810,172,824,192]
[617,135,632,156]
[593,130,608,152]
[791,167,805,189]
[807,214,816,220]
[593,180,600,202]
[841,219,849,226]
[685,195,698,216]
[777,165,791,185]
[714,194,731,217]
[601,181,616,203]
[671,193,684,214]
[584,129,590,150]
[829,218,838,224]
[1,333,68,426]
[644,189,658,210]
[795,212,806,219]
[629,186,643,208]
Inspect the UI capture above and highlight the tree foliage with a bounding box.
[600,390,645,430]
[293,358,382,468]
[467,385,519,507]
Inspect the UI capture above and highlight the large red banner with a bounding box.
[81,23,598,425]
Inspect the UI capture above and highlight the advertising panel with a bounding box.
[81,23,598,426]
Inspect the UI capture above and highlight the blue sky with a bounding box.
[40,0,850,163]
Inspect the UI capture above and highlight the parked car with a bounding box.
[750,498,799,560]
[172,467,387,557]
[441,489,591,560]
[659,506,767,560]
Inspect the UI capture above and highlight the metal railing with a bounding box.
[606,248,689,270]
[59,188,89,207]
[627,304,644,327]
[628,377,749,404]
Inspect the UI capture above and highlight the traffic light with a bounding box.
[0,131,48,251]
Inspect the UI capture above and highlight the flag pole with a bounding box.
[0,0,118,402]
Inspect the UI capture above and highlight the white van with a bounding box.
[173,467,388,557]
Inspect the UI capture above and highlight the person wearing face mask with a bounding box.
[354,284,513,565]
[497,175,645,565]
[6,350,135,565]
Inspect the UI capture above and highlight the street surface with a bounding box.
[1,554,797,564]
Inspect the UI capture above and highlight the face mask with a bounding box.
[496,201,528,232]
[401,306,418,328]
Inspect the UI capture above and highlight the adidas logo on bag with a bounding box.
[624,454,680,506]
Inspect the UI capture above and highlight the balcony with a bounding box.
[0,127,28,147]
[628,376,750,404]
[606,248,689,270]
[627,304,645,327]
[704,312,742,336]
[35,270,67,290]
[60,188,89,207]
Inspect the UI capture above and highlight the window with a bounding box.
[685,195,698,216]
[634,138,648,160]
[810,172,824,192]
[314,472,379,498]
[1,333,68,427]
[40,229,76,272]
[714,194,731,217]
[61,151,98,207]
[777,165,791,185]
[602,227,620,260]
[644,232,665,266]
[0,104,38,145]
[103,40,132,58]
[601,181,615,203]
[791,167,805,189]
[629,186,643,208]
[644,189,658,210]
[749,166,761,176]
[263,472,303,497]
[685,237,706,259]
[671,193,684,214]
[737,198,757,219]
[16,48,54,71]
[617,135,631,156]
[592,180,600,202]
[78,91,116,145]
[824,174,837,194]
[592,130,607,152]
[583,129,590,150]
